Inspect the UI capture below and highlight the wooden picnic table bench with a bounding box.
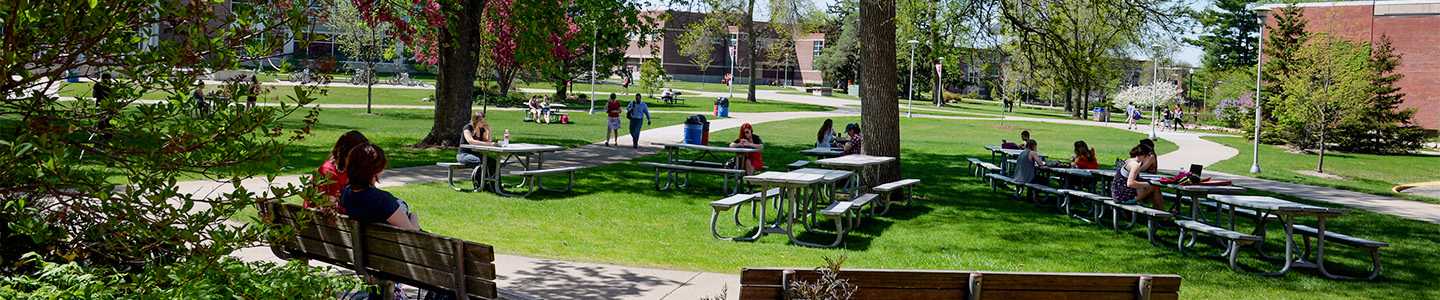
[739,267,1183,300]
[508,166,582,197]
[262,202,498,300]
[1290,224,1390,280]
[651,142,760,195]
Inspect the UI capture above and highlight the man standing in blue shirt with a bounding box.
[625,94,652,148]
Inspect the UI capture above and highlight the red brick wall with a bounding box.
[1265,4,1440,131]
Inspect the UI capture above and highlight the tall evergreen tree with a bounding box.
[1188,0,1258,70]
[1261,4,1307,117]
[1332,35,1426,153]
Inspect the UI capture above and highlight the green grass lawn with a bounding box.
[270,108,692,177]
[328,117,1439,299]
[1203,136,1440,204]
[566,93,836,113]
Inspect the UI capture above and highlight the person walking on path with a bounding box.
[1125,103,1138,130]
[625,94,651,148]
[604,93,623,146]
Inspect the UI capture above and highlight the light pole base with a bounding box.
[1249,164,1261,173]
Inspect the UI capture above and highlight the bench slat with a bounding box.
[1291,225,1390,248]
[850,194,879,207]
[874,179,921,192]
[641,162,745,174]
[510,166,582,176]
[1175,220,1261,241]
[741,268,1182,292]
[710,194,758,209]
[820,201,854,217]
[1025,183,1062,195]
[1114,204,1173,219]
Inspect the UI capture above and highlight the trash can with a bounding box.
[715,97,731,118]
[66,70,80,83]
[684,114,708,145]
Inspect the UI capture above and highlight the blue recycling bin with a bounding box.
[683,114,708,145]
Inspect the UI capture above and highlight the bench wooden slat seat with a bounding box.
[507,166,582,197]
[975,162,1001,177]
[804,200,858,247]
[642,161,746,195]
[1174,220,1261,272]
[438,162,479,192]
[740,267,1183,300]
[1023,183,1063,208]
[871,179,920,215]
[263,202,498,299]
[1196,201,1280,222]
[709,188,783,241]
[785,160,810,171]
[1290,224,1389,280]
[966,157,983,175]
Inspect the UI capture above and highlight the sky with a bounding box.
[643,0,1212,66]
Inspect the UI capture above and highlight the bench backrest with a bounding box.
[740,267,1181,300]
[264,202,498,300]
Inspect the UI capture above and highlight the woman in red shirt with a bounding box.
[605,93,623,146]
[313,130,369,213]
[1071,140,1099,169]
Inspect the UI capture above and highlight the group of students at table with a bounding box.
[1009,130,1169,210]
[700,118,866,177]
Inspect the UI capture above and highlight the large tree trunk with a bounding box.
[417,0,484,147]
[745,0,759,103]
[859,0,901,193]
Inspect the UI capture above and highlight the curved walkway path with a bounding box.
[172,82,1438,299]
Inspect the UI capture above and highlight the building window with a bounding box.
[812,41,823,58]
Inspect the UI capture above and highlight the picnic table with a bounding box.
[460,143,566,197]
[799,147,845,159]
[815,154,895,196]
[984,146,1048,175]
[1090,169,1164,197]
[1147,180,1248,219]
[1206,195,1352,276]
[650,142,760,195]
[744,171,852,248]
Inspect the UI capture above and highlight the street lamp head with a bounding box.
[907,40,919,45]
[1151,44,1162,51]
[1253,6,1272,24]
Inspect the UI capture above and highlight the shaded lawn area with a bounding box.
[271,108,692,177]
[1203,136,1440,205]
[60,82,442,107]
[371,118,1434,299]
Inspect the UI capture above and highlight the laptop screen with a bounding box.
[1189,164,1204,177]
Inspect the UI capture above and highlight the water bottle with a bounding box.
[503,129,510,143]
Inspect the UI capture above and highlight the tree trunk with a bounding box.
[417,0,484,147]
[859,0,901,194]
[366,63,374,115]
[495,69,516,97]
[745,0,759,103]
[1318,114,1326,173]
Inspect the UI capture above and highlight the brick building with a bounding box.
[1258,0,1440,132]
[622,10,825,86]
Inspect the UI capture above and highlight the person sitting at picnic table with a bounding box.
[1071,140,1099,170]
[1013,139,1046,184]
[730,123,765,175]
[1113,144,1165,210]
[1139,139,1159,174]
[459,112,501,189]
[192,80,210,118]
[341,144,420,230]
[539,97,553,124]
[660,88,675,102]
[816,119,838,148]
[842,123,862,155]
[313,130,370,213]
[525,96,541,121]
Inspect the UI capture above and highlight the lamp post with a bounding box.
[1150,43,1162,140]
[908,40,918,117]
[1250,6,1271,173]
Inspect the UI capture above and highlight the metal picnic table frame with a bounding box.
[652,142,760,195]
[743,171,852,248]
[1205,194,1351,277]
[460,143,566,197]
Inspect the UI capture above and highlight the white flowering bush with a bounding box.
[1112,82,1182,111]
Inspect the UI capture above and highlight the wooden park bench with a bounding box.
[739,267,1182,300]
[1290,225,1390,280]
[1174,220,1263,272]
[976,162,1001,178]
[641,161,746,194]
[508,166,582,197]
[262,202,498,300]
[1023,182,1063,208]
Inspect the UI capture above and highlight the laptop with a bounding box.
[1189,164,1204,177]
